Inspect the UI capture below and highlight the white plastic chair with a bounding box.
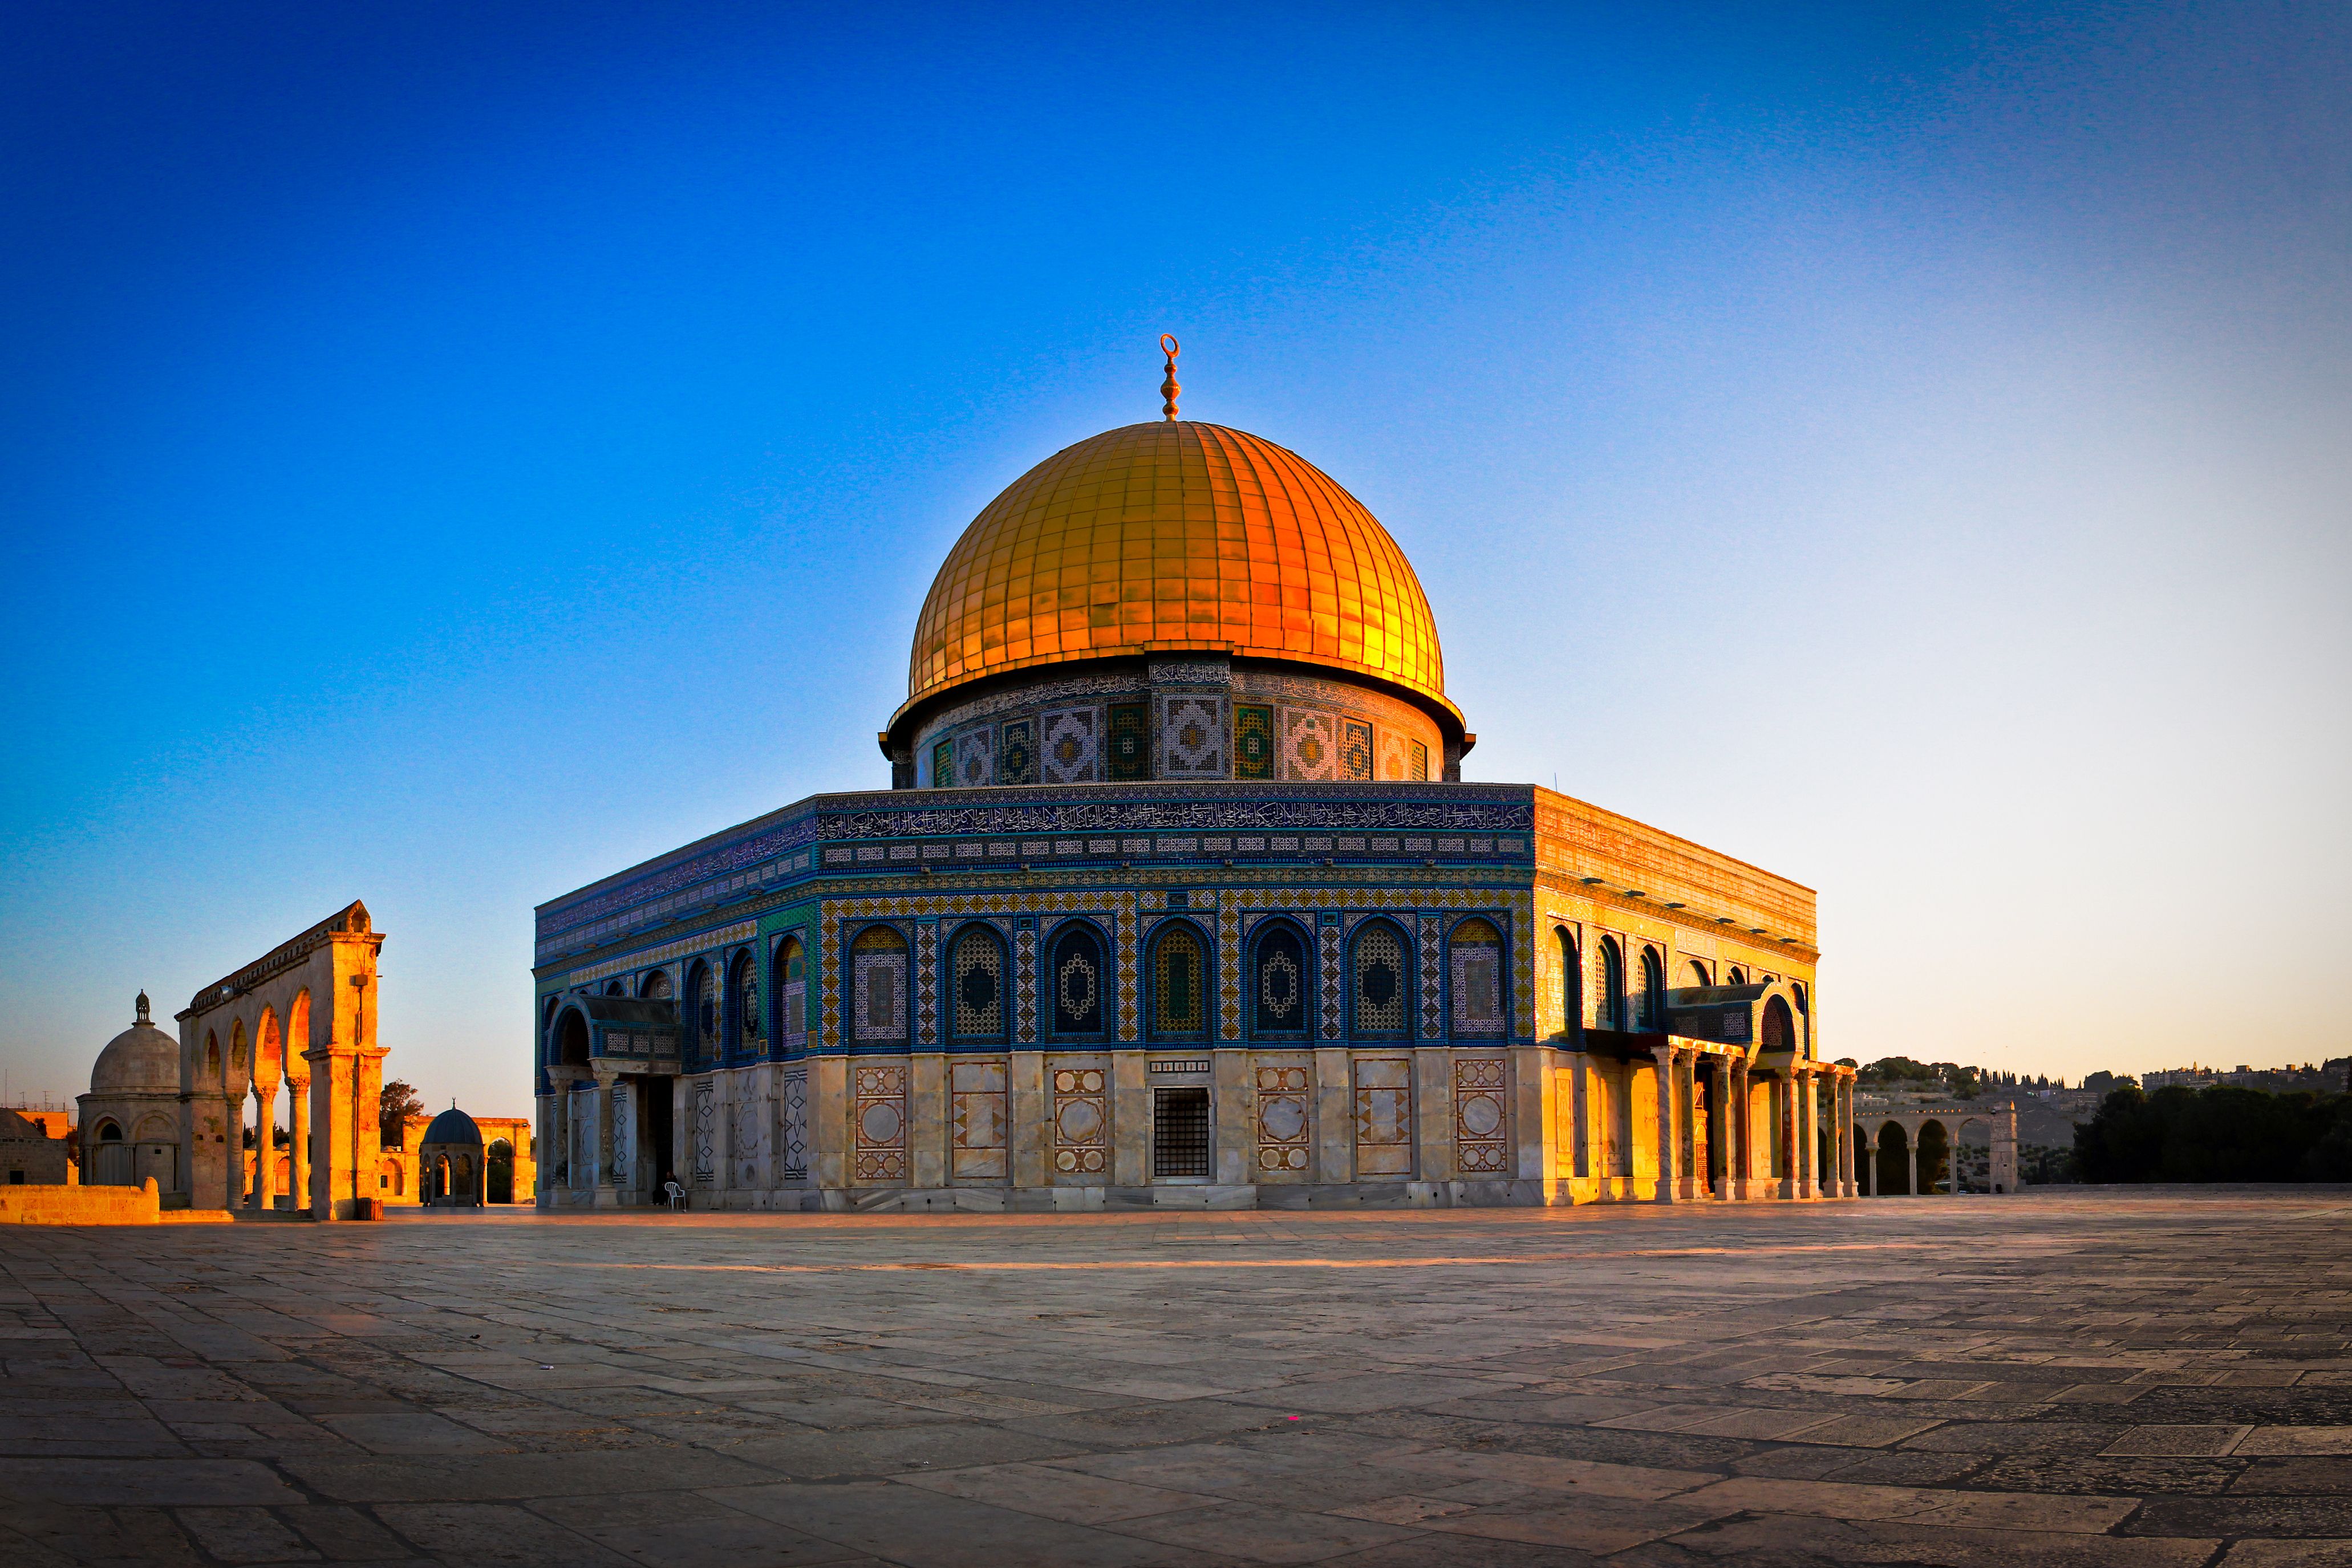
[663,1180,685,1212]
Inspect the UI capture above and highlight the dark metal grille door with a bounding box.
[1153,1087,1211,1177]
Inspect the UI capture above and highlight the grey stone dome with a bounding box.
[91,1006,180,1095]
[420,1107,482,1147]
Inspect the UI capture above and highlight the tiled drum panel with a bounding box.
[1040,708,1098,784]
[1282,708,1337,781]
[1159,693,1226,778]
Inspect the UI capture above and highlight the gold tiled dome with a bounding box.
[902,421,1450,722]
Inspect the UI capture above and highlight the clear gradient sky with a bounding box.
[3,2,2347,1115]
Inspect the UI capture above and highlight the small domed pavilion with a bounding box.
[418,1106,485,1207]
[78,993,183,1191]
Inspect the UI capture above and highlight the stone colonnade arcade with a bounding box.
[1856,1099,2020,1195]
[175,901,386,1218]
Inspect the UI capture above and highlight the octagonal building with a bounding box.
[534,381,1851,1210]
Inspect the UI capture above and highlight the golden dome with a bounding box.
[901,421,1451,724]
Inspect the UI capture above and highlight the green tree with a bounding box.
[378,1079,425,1144]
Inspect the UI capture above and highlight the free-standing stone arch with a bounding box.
[175,902,385,1219]
[1858,1097,2019,1195]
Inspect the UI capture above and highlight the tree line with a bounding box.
[2074,1084,2352,1183]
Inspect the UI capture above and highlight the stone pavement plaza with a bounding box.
[4,1192,2349,1567]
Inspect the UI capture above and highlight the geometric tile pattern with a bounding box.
[1051,1067,1107,1175]
[1453,1055,1508,1173]
[692,1079,717,1182]
[1340,719,1372,782]
[913,923,938,1047]
[1159,694,1224,778]
[1234,704,1275,781]
[1015,925,1038,1044]
[780,1071,808,1179]
[852,1062,907,1184]
[818,889,1530,1048]
[1107,704,1148,783]
[1255,1061,1311,1173]
[1419,915,1445,1040]
[1282,708,1337,781]
[1114,891,1138,1041]
[954,728,995,789]
[1450,919,1506,1038]
[1040,708,1098,785]
[999,718,1037,786]
[950,1059,1007,1181]
[949,925,1003,1039]
[1352,923,1408,1034]
[1353,1057,1413,1177]
[1317,920,1343,1041]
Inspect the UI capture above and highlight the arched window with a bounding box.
[1597,938,1625,1030]
[1250,923,1309,1037]
[640,969,672,1000]
[96,1120,122,1142]
[605,980,626,996]
[1449,919,1505,1037]
[949,925,1006,1042]
[731,952,764,1056]
[1148,924,1206,1039]
[1638,948,1664,1030]
[690,962,719,1065]
[777,937,807,1051]
[1050,924,1107,1038]
[1762,994,1795,1055]
[1727,966,1747,986]
[1351,921,1409,1036]
[553,1008,590,1073]
[1557,928,1581,1038]
[1687,960,1710,988]
[850,927,909,1046]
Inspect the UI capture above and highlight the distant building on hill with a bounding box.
[2142,1060,2349,1093]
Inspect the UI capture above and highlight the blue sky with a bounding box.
[3,2,2346,1114]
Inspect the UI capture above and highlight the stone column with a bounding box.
[1946,1122,1959,1197]
[1776,1070,1797,1200]
[1905,1132,1920,1197]
[1838,1079,1856,1197]
[1676,1051,1700,1201]
[591,1070,619,1207]
[1864,1130,1879,1197]
[1797,1069,1818,1199]
[1727,1059,1748,1200]
[247,1085,268,1208]
[287,1077,309,1213]
[1648,1045,1678,1203]
[1712,1057,1734,1200]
